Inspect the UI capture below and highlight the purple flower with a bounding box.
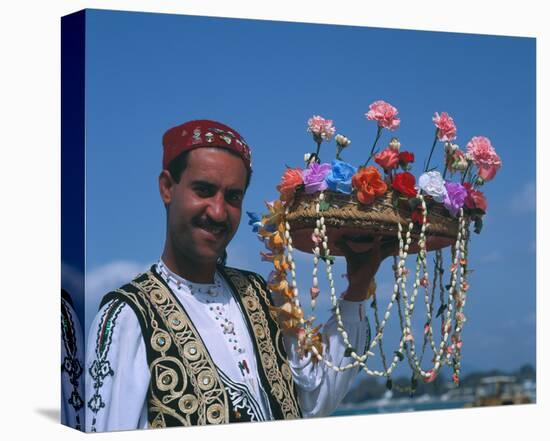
[303,162,331,194]
[443,181,468,217]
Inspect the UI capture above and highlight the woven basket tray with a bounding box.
[286,190,460,256]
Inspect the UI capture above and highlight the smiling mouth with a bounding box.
[197,222,227,239]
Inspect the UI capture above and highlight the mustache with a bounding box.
[193,217,229,230]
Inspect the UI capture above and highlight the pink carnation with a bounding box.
[466,136,502,182]
[374,148,399,171]
[433,112,457,142]
[307,115,336,141]
[366,100,400,131]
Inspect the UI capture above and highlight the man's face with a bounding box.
[163,148,248,266]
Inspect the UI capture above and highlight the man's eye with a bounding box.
[227,193,243,203]
[194,186,214,197]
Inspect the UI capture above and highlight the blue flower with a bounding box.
[325,160,358,194]
[246,211,263,233]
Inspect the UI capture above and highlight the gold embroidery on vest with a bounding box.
[127,272,230,426]
[222,268,301,419]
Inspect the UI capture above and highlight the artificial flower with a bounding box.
[466,136,502,182]
[307,115,336,141]
[447,148,469,173]
[297,324,324,359]
[374,148,399,171]
[269,301,304,331]
[463,182,488,212]
[267,270,289,293]
[260,251,289,272]
[398,151,415,169]
[335,134,351,147]
[262,199,286,227]
[246,211,263,233]
[411,206,425,225]
[433,112,457,142]
[326,159,358,194]
[418,170,448,203]
[335,134,352,160]
[392,172,417,198]
[388,137,401,152]
[423,368,438,384]
[443,181,468,217]
[302,162,332,194]
[277,167,303,202]
[366,100,401,131]
[310,287,320,299]
[351,166,388,204]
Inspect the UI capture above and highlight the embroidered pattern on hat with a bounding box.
[192,128,202,145]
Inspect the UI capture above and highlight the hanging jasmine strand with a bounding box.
[280,189,469,383]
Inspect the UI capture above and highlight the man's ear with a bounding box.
[159,170,175,205]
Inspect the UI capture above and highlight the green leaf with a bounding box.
[408,197,421,210]
[344,347,356,357]
[319,200,330,212]
[370,299,377,309]
[436,303,447,318]
[386,379,393,390]
[474,217,483,234]
[394,350,404,361]
[392,195,399,208]
[320,255,335,265]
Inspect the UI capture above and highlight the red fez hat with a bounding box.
[162,119,252,171]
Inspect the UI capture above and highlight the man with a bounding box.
[85,119,393,432]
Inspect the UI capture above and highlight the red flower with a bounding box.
[398,151,415,165]
[392,172,417,198]
[277,167,303,202]
[411,206,425,225]
[351,166,388,204]
[463,182,488,212]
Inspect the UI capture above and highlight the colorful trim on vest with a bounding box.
[87,298,126,432]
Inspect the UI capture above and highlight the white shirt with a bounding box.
[85,261,368,432]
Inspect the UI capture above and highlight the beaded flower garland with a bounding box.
[248,102,500,388]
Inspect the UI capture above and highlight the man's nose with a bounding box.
[206,192,228,223]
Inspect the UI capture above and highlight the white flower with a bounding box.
[389,137,401,152]
[418,171,448,203]
[335,134,351,147]
[304,153,312,162]
[444,142,459,154]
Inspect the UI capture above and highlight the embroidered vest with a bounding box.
[100,265,302,427]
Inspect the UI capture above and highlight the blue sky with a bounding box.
[73,9,536,375]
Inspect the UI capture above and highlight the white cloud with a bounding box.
[85,260,150,331]
[509,180,536,214]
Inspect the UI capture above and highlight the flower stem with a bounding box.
[424,128,439,172]
[364,126,383,167]
[443,155,451,179]
[461,162,472,184]
[314,140,322,163]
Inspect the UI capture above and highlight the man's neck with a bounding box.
[160,249,217,284]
